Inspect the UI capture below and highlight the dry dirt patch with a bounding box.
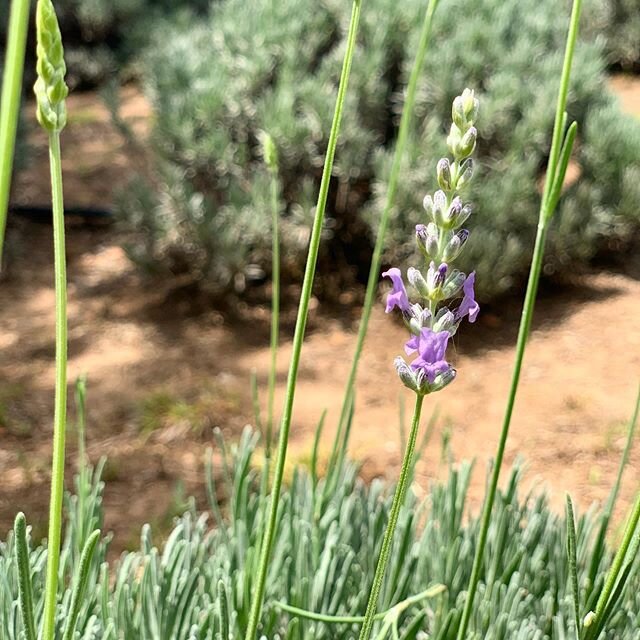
[1,78,639,549]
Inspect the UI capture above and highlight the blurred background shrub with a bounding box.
[116,0,640,300]
[2,0,639,300]
[0,0,210,88]
[583,0,640,71]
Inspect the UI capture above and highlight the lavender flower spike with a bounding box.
[382,268,410,313]
[410,328,452,383]
[385,89,480,395]
[456,271,480,323]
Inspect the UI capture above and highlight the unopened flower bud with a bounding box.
[437,158,452,191]
[408,306,431,333]
[422,194,434,218]
[34,0,68,132]
[457,126,477,158]
[427,262,448,295]
[407,267,429,298]
[447,124,462,158]
[431,367,457,392]
[457,204,473,227]
[406,303,423,332]
[419,307,432,327]
[442,270,466,299]
[452,96,466,130]
[457,158,474,188]
[416,223,439,258]
[395,357,419,393]
[460,88,479,123]
[432,190,447,226]
[444,197,462,226]
[433,308,458,334]
[415,223,427,241]
[443,229,469,261]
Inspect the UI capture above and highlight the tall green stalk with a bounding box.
[357,393,425,640]
[327,0,440,484]
[0,0,30,266]
[42,127,68,640]
[264,134,280,458]
[34,1,70,637]
[455,1,583,637]
[584,492,640,639]
[242,2,363,637]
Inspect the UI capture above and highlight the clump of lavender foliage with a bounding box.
[383,88,479,395]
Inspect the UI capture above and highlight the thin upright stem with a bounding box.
[542,0,583,217]
[266,166,280,457]
[42,131,68,640]
[603,385,640,521]
[0,0,30,266]
[358,393,425,640]
[327,0,440,482]
[242,2,363,637]
[455,2,583,638]
[591,493,640,632]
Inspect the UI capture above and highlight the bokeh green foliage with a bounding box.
[0,0,210,88]
[118,0,640,300]
[369,0,640,298]
[2,429,640,638]
[583,0,640,70]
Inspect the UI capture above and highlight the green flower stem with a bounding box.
[266,164,280,457]
[358,392,425,640]
[541,0,582,219]
[586,492,640,639]
[242,2,363,637]
[277,584,444,624]
[587,384,640,595]
[0,0,30,266]
[603,385,640,521]
[327,0,440,483]
[42,130,68,640]
[455,1,583,638]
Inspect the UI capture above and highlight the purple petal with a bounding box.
[382,268,410,313]
[409,328,452,383]
[405,334,419,355]
[456,271,480,323]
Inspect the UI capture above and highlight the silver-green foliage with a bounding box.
[0,0,210,88]
[368,0,640,299]
[3,428,640,638]
[582,0,640,70]
[121,0,640,299]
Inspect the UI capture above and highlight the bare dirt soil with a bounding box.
[1,79,639,551]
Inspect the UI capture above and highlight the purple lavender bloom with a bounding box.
[409,328,452,383]
[405,334,419,355]
[456,271,480,322]
[382,268,410,313]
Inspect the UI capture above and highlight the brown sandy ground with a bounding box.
[0,78,639,551]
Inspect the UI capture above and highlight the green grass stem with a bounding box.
[0,0,30,266]
[455,1,583,637]
[327,0,440,485]
[42,131,69,640]
[358,392,425,640]
[242,2,363,637]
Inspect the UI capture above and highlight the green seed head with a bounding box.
[261,132,279,171]
[34,0,68,132]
